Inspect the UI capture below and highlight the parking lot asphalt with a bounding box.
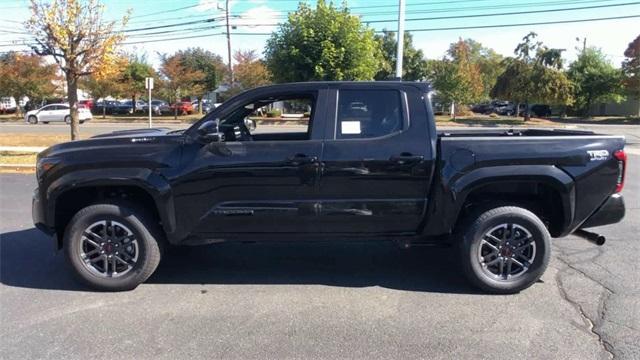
[1,135,638,359]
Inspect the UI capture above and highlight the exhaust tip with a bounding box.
[574,229,606,246]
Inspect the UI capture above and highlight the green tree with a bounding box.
[176,47,227,114]
[622,34,640,116]
[425,39,484,119]
[120,55,155,111]
[374,30,427,81]
[264,0,382,82]
[568,47,625,117]
[448,38,504,100]
[492,32,573,121]
[0,52,58,117]
[27,0,129,140]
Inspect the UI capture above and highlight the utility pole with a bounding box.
[145,77,154,129]
[225,0,233,84]
[395,0,406,79]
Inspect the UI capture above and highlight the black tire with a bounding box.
[458,206,550,294]
[64,115,71,124]
[63,202,163,291]
[28,115,38,124]
[43,121,49,124]
[80,120,85,124]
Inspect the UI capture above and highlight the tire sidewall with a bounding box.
[461,207,550,293]
[64,115,71,124]
[28,115,38,124]
[64,204,158,291]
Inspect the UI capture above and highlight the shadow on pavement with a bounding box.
[1,227,478,294]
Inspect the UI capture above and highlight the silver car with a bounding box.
[25,103,93,124]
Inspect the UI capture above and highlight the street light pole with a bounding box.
[225,0,233,84]
[395,0,406,79]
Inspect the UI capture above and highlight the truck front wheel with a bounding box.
[458,206,550,294]
[63,202,163,291]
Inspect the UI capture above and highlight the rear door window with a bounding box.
[336,90,404,139]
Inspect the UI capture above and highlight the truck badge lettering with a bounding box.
[587,150,609,161]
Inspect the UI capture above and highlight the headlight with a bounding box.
[36,157,59,179]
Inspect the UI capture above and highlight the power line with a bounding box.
[402,13,640,32]
[119,13,640,44]
[364,1,640,23]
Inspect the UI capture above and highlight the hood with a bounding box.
[38,127,185,160]
[89,127,176,139]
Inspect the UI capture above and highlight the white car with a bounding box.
[25,103,92,124]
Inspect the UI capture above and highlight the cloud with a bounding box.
[233,5,281,32]
[195,0,236,13]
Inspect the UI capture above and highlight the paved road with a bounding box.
[0,156,638,359]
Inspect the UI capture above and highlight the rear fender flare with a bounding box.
[450,165,575,234]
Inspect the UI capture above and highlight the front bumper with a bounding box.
[32,187,54,235]
[580,193,625,229]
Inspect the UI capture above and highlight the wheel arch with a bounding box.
[449,165,575,237]
[46,168,175,248]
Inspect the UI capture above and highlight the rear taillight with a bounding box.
[614,150,627,193]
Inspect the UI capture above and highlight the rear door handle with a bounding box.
[389,153,424,163]
[286,153,318,165]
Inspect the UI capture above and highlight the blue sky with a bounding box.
[1,0,639,68]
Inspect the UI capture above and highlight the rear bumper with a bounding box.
[580,193,625,229]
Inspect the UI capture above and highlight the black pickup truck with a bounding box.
[32,82,627,293]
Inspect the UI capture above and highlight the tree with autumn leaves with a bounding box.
[27,0,129,140]
[0,52,59,116]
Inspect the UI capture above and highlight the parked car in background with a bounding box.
[192,99,214,114]
[25,103,92,124]
[170,101,194,115]
[471,103,495,114]
[112,100,146,115]
[142,100,171,115]
[530,104,552,117]
[78,99,94,109]
[92,100,119,115]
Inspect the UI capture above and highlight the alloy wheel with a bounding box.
[477,223,536,280]
[78,220,139,278]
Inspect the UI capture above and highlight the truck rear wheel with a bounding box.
[63,202,163,291]
[458,206,550,294]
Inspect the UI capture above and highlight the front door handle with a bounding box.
[389,153,424,163]
[286,153,318,165]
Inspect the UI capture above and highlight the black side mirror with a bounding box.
[197,119,224,143]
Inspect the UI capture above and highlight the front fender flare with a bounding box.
[46,167,176,236]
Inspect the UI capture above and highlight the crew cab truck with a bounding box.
[32,82,627,293]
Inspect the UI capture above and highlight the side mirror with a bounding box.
[197,119,224,143]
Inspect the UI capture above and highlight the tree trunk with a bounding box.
[450,102,456,120]
[514,102,520,118]
[66,74,80,140]
[198,96,203,115]
[102,103,106,119]
[174,104,178,120]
